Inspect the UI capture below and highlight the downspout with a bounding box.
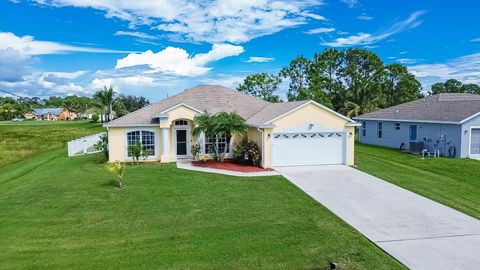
[257,127,265,168]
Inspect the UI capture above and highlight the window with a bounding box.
[377,122,383,139]
[127,130,155,157]
[395,123,401,130]
[175,120,188,126]
[362,122,366,136]
[205,133,231,154]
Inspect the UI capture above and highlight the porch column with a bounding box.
[161,127,170,162]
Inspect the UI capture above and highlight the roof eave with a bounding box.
[353,117,461,125]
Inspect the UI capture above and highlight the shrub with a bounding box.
[128,142,142,164]
[94,133,109,163]
[105,161,125,188]
[191,143,201,161]
[233,140,261,166]
[91,114,99,123]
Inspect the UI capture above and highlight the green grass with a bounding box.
[0,120,104,168]
[0,150,404,269]
[355,143,480,219]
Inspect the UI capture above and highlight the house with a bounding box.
[354,93,480,159]
[28,108,77,121]
[104,85,360,168]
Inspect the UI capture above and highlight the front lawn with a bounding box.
[0,150,404,269]
[355,143,480,219]
[0,120,103,168]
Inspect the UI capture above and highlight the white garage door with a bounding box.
[271,132,346,166]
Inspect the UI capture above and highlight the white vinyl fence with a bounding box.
[67,132,106,157]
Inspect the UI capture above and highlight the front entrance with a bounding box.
[470,128,480,159]
[175,129,188,156]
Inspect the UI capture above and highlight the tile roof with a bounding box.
[355,93,480,123]
[105,85,352,127]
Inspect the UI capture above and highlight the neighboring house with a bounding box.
[354,93,480,159]
[27,108,78,121]
[104,85,360,168]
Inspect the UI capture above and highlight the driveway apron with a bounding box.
[276,165,480,270]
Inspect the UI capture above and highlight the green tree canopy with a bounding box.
[237,73,281,102]
[384,63,422,107]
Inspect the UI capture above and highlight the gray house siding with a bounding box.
[460,114,480,158]
[359,120,462,157]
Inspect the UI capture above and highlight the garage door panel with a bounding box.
[271,132,345,166]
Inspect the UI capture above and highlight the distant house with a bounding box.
[354,93,480,160]
[26,108,78,121]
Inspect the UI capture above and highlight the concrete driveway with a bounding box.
[276,165,480,270]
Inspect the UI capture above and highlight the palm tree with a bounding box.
[214,112,247,161]
[105,161,125,188]
[93,86,124,122]
[340,82,382,118]
[193,112,217,157]
[193,112,247,162]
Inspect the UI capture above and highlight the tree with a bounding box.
[384,63,422,106]
[105,161,125,188]
[310,49,345,109]
[213,112,247,161]
[63,96,79,120]
[462,83,480,94]
[120,95,150,112]
[431,83,446,95]
[340,49,386,117]
[0,103,17,120]
[430,79,480,95]
[192,112,218,158]
[280,56,312,102]
[93,86,125,122]
[237,73,281,102]
[443,79,463,93]
[193,112,247,162]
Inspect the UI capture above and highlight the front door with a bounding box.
[176,129,187,156]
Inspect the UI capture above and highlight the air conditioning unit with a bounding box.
[409,140,424,154]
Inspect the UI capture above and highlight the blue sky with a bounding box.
[1,0,479,101]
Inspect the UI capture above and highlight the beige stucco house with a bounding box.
[104,85,360,168]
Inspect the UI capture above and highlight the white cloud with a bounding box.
[115,44,244,77]
[0,48,31,82]
[471,38,480,42]
[246,56,275,63]
[396,58,419,64]
[408,53,480,90]
[90,76,157,91]
[305,27,335,35]
[0,32,129,55]
[341,0,358,8]
[114,31,158,40]
[357,14,374,21]
[46,70,89,79]
[33,0,325,44]
[322,10,426,47]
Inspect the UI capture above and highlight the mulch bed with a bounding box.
[191,159,273,172]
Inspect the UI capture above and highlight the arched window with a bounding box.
[126,130,155,157]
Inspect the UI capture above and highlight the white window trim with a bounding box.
[124,128,159,161]
[173,125,191,159]
[377,122,383,139]
[202,133,234,157]
[468,126,480,158]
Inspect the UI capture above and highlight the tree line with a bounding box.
[0,86,150,121]
[238,48,427,117]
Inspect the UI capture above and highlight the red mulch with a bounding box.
[191,159,272,172]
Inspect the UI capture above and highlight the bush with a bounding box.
[128,142,142,164]
[233,140,261,166]
[91,114,99,123]
[94,133,109,163]
[191,143,201,161]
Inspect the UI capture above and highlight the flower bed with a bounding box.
[191,159,273,173]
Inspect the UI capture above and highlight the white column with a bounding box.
[161,128,169,155]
